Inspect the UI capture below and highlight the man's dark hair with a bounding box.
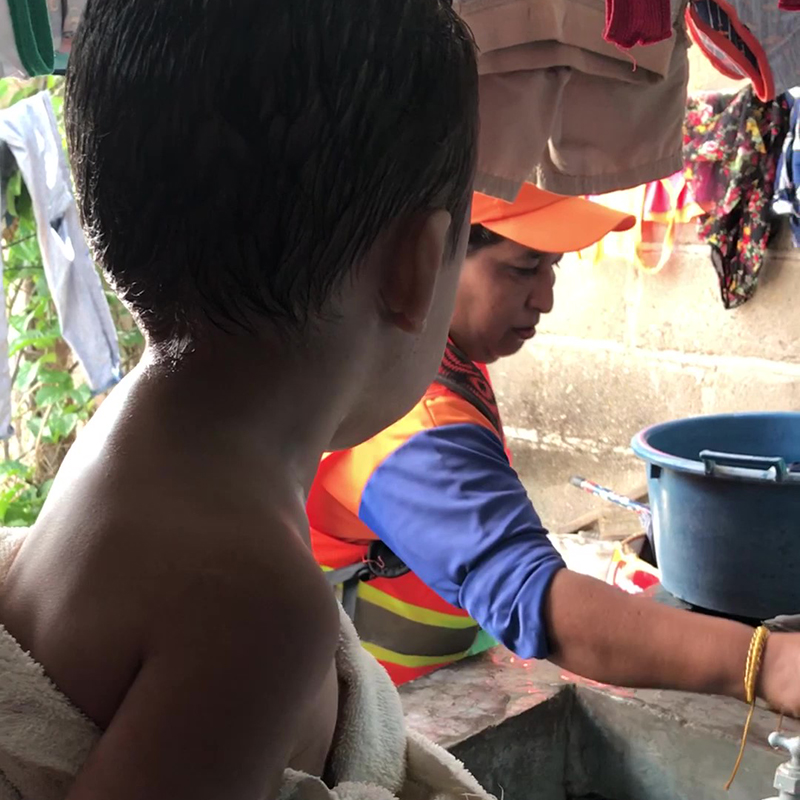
[65,0,478,341]
[468,224,506,253]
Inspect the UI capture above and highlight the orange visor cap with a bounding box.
[471,183,636,253]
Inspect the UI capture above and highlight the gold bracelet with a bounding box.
[725,625,770,790]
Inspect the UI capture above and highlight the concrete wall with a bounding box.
[491,224,800,533]
[490,50,800,534]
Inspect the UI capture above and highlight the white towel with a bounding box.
[0,527,494,800]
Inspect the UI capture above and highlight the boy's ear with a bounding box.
[379,210,452,334]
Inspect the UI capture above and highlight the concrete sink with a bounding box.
[399,649,797,800]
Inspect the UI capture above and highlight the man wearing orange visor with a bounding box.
[307,185,800,716]
[307,184,635,683]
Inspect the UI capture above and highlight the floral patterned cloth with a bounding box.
[683,87,790,308]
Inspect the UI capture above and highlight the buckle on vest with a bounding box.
[365,540,410,580]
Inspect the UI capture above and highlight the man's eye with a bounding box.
[510,264,539,277]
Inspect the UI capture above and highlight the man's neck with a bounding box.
[446,332,482,366]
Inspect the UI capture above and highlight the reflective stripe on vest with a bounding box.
[320,561,480,683]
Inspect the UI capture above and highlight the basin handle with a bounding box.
[700,450,789,482]
[769,732,800,768]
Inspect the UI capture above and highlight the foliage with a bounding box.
[0,77,143,526]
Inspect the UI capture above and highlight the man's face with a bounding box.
[449,238,559,364]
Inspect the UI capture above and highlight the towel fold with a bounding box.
[0,527,494,800]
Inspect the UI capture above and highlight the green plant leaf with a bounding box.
[119,328,145,348]
[5,171,21,218]
[71,384,92,405]
[46,412,79,443]
[0,459,31,479]
[15,182,32,221]
[39,367,73,388]
[8,330,59,356]
[14,358,39,392]
[3,487,42,526]
[35,384,71,406]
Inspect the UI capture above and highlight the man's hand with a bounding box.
[759,633,800,716]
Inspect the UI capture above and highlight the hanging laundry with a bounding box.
[604,0,673,48]
[454,0,690,201]
[639,171,707,272]
[772,93,800,246]
[683,87,791,309]
[686,0,800,101]
[0,92,121,393]
[582,172,705,271]
[0,0,54,78]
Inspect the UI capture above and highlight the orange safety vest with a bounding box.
[308,340,506,684]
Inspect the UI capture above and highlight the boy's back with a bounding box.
[0,1,479,797]
[1,343,343,792]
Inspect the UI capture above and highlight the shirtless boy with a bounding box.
[0,1,478,797]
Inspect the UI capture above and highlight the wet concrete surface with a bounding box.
[399,648,799,800]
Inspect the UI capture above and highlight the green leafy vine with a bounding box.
[0,77,143,526]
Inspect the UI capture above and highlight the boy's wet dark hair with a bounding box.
[65,0,478,342]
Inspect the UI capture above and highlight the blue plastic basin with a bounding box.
[631,412,800,619]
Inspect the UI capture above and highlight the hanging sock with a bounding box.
[3,0,54,77]
[0,92,121,394]
[604,0,673,48]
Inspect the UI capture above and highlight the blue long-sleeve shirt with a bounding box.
[358,422,565,659]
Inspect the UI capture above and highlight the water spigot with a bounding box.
[770,733,800,768]
[768,732,800,798]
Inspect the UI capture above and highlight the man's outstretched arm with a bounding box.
[361,421,800,714]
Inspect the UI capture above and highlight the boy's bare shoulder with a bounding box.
[129,492,340,659]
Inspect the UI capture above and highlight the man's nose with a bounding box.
[527,271,555,314]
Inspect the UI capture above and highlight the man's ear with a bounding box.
[379,210,452,334]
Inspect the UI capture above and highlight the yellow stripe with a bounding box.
[362,641,470,669]
[320,564,476,630]
[357,582,476,629]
